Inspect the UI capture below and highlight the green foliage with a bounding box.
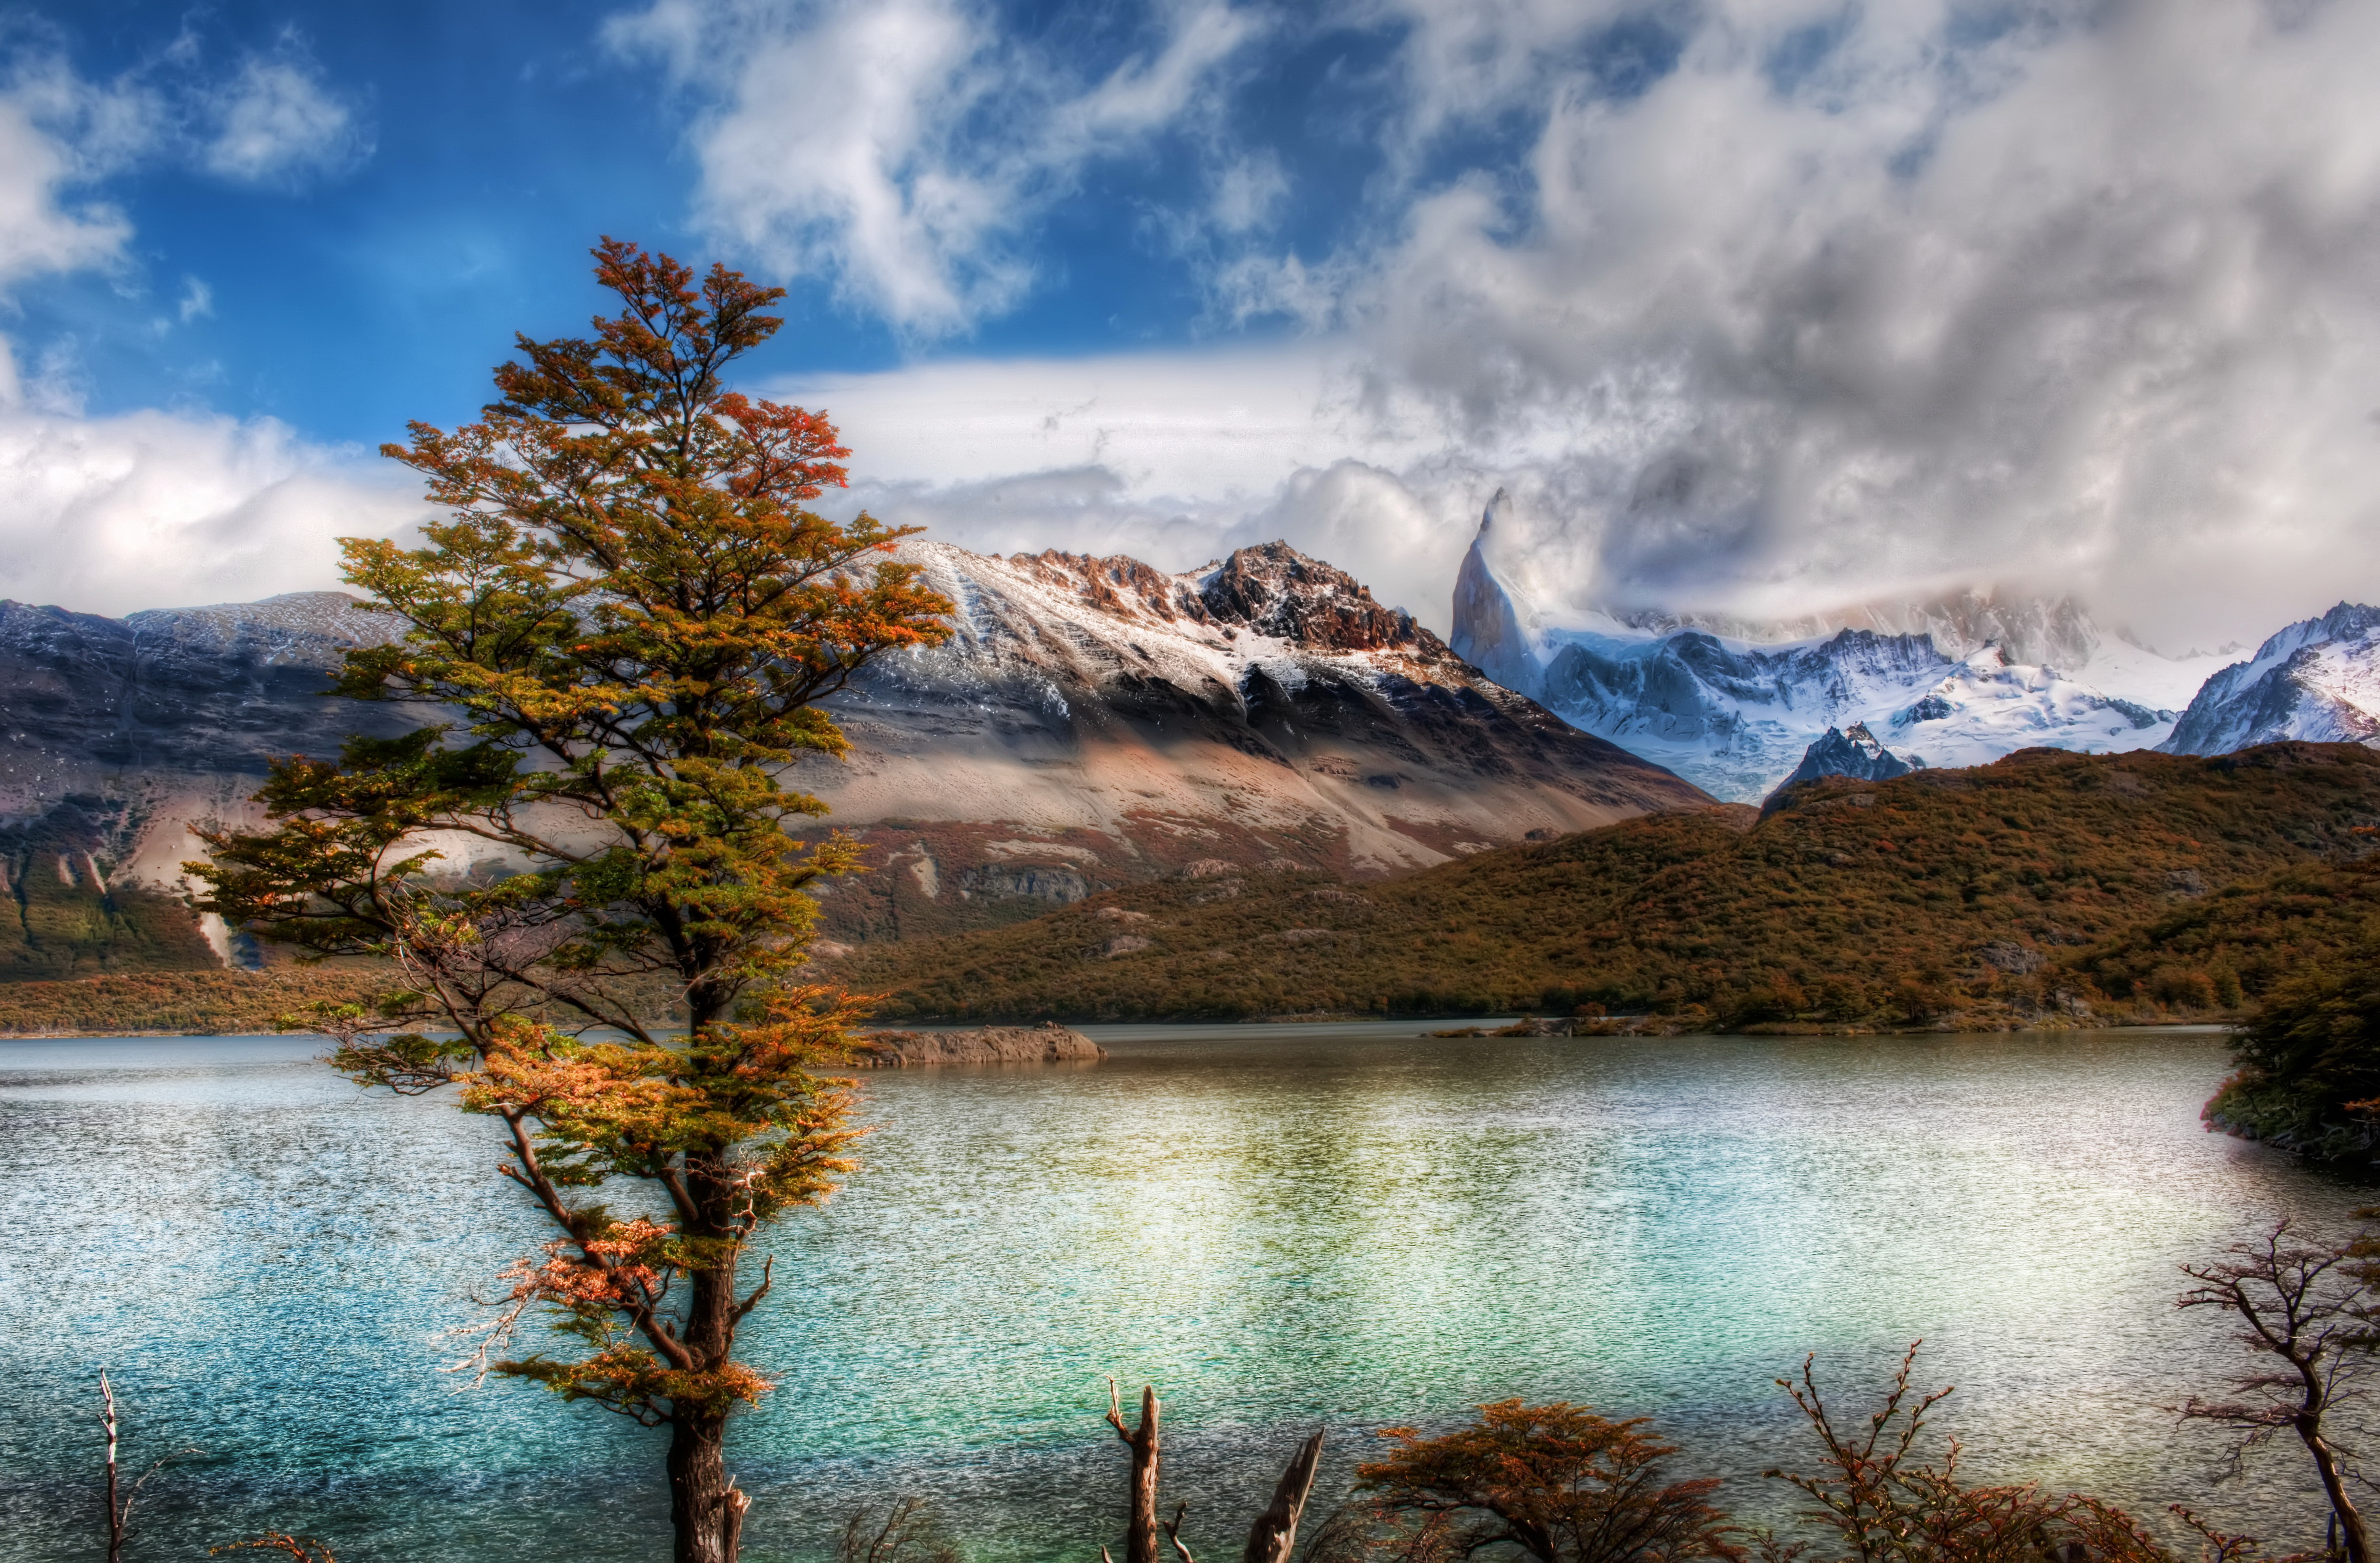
[180,237,955,1557]
[835,743,2380,1027]
[2201,907,2380,1156]
[0,969,387,1035]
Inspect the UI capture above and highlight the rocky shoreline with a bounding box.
[852,1020,1106,1067]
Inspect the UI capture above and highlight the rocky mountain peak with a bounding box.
[1764,723,1917,812]
[2160,601,2380,756]
[1197,542,1435,655]
[1006,551,1213,626]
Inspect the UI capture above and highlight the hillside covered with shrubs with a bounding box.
[829,742,2380,1031]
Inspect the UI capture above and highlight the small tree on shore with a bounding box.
[189,238,952,1563]
[1314,1399,1741,1563]
[2179,1220,2374,1563]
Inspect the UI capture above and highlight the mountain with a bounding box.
[2158,602,2380,756]
[1765,723,1913,807]
[796,540,1709,941]
[0,542,1711,968]
[0,591,424,971]
[827,741,2380,1028]
[1451,494,2225,802]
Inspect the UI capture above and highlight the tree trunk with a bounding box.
[101,1373,124,1563]
[1111,1384,1160,1563]
[672,1217,749,1563]
[669,1411,737,1563]
[1241,1430,1324,1563]
[2300,1422,2371,1563]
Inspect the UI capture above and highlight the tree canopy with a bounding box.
[190,237,953,1563]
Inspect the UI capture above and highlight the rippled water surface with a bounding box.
[0,1025,2369,1562]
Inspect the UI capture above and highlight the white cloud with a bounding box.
[607,0,1265,336]
[199,48,371,184]
[1355,0,1637,164]
[0,40,396,618]
[0,52,147,289]
[1210,152,1287,233]
[821,0,2379,652]
[1325,0,2380,647]
[0,402,420,616]
[766,346,1497,630]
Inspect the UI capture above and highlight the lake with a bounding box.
[0,1025,2366,1562]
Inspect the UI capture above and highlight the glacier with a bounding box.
[1451,493,2232,802]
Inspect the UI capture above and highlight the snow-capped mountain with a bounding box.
[0,540,1712,952]
[1451,495,2231,802]
[2159,603,2380,755]
[802,540,1708,937]
[1770,723,1914,801]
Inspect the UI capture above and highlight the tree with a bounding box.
[834,1498,963,1563]
[2205,929,2380,1159]
[97,1372,190,1563]
[1764,1345,2173,1563]
[1318,1399,1741,1563]
[1096,1383,1326,1563]
[1766,1343,2317,1563]
[2179,1221,2374,1563]
[189,238,954,1563]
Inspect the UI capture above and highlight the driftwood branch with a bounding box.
[1241,1430,1325,1563]
[100,1372,123,1563]
[1165,1502,1197,1563]
[98,1372,193,1563]
[1104,1380,1162,1563]
[722,1480,751,1562]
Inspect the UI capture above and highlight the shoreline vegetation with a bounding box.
[832,742,2380,1033]
[7,742,2379,1048]
[0,970,2239,1041]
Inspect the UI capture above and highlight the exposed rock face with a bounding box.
[0,591,434,922]
[1765,723,1915,809]
[2159,603,2380,756]
[0,792,221,977]
[854,1021,1106,1066]
[0,592,414,800]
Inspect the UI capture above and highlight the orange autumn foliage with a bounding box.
[188,239,946,1563]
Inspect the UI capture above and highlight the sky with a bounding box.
[3,0,2379,648]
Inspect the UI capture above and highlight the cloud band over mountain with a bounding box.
[0,0,2373,649]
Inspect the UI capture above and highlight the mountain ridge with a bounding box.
[826,740,2380,1029]
[1450,493,2222,801]
[0,540,1714,969]
[2160,601,2380,755]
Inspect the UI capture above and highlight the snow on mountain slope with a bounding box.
[0,544,1710,956]
[2159,603,2380,755]
[802,540,1711,937]
[1451,495,2199,802]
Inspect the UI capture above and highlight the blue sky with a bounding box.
[25,0,1520,441]
[5,0,2380,648]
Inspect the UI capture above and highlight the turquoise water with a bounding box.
[0,1025,2366,1561]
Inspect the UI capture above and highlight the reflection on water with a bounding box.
[0,1025,2364,1561]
